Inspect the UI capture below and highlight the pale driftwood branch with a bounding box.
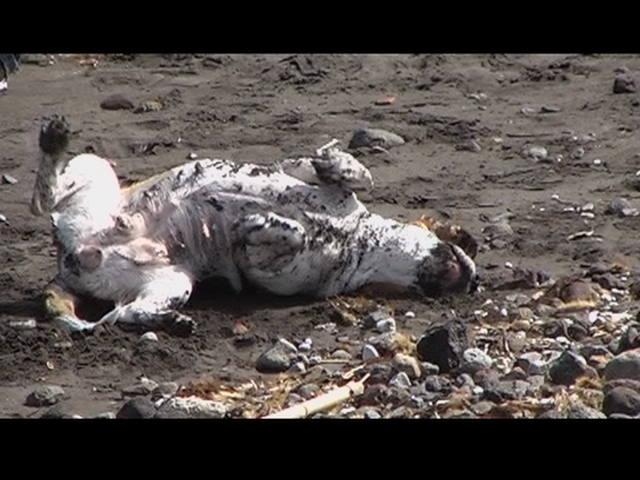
[263,374,370,419]
[316,138,340,156]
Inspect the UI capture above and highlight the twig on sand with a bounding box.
[263,374,370,419]
[316,138,340,156]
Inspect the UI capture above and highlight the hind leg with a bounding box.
[281,140,374,193]
[234,212,307,272]
[97,267,196,336]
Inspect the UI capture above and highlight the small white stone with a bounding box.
[140,332,158,342]
[362,344,380,361]
[188,152,198,160]
[593,159,602,165]
[298,338,312,352]
[290,362,306,373]
[375,318,396,333]
[309,355,322,366]
[404,311,416,319]
[389,372,412,389]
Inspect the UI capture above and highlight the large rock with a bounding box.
[416,320,470,373]
[603,387,640,417]
[155,396,226,419]
[348,128,405,149]
[604,349,640,382]
[548,351,590,385]
[256,343,293,373]
[613,74,636,94]
[25,385,66,407]
[117,397,157,419]
[100,94,135,111]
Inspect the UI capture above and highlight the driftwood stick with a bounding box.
[316,138,340,156]
[263,374,370,419]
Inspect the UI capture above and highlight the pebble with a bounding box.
[456,373,475,388]
[25,385,66,407]
[121,377,159,397]
[367,364,393,384]
[298,338,313,352]
[604,349,640,381]
[416,319,470,373]
[484,380,530,402]
[360,384,391,406]
[511,320,531,332]
[471,401,495,416]
[548,351,590,385]
[151,382,179,400]
[389,372,412,389]
[363,309,393,329]
[187,152,198,160]
[483,221,513,239]
[502,366,528,381]
[40,402,78,419]
[348,128,405,149]
[362,344,380,361]
[1,174,17,185]
[331,349,352,360]
[100,94,135,111]
[296,383,320,400]
[613,74,636,94]
[289,361,306,373]
[523,145,548,161]
[607,197,638,217]
[392,353,422,379]
[420,362,440,376]
[140,331,158,342]
[540,105,561,113]
[256,344,293,373]
[506,331,527,353]
[461,348,493,373]
[363,408,382,419]
[156,396,226,419]
[117,397,157,419]
[516,352,547,375]
[375,318,396,333]
[423,375,446,393]
[308,355,322,366]
[404,311,416,319]
[566,401,607,419]
[603,387,640,416]
[368,331,406,354]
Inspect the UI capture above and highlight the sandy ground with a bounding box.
[2,54,640,418]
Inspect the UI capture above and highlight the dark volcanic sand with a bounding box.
[2,54,640,418]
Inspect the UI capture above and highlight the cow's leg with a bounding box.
[280,141,374,193]
[97,267,196,336]
[43,277,96,332]
[234,212,307,271]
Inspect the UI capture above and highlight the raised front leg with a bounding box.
[281,139,374,193]
[97,267,196,336]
